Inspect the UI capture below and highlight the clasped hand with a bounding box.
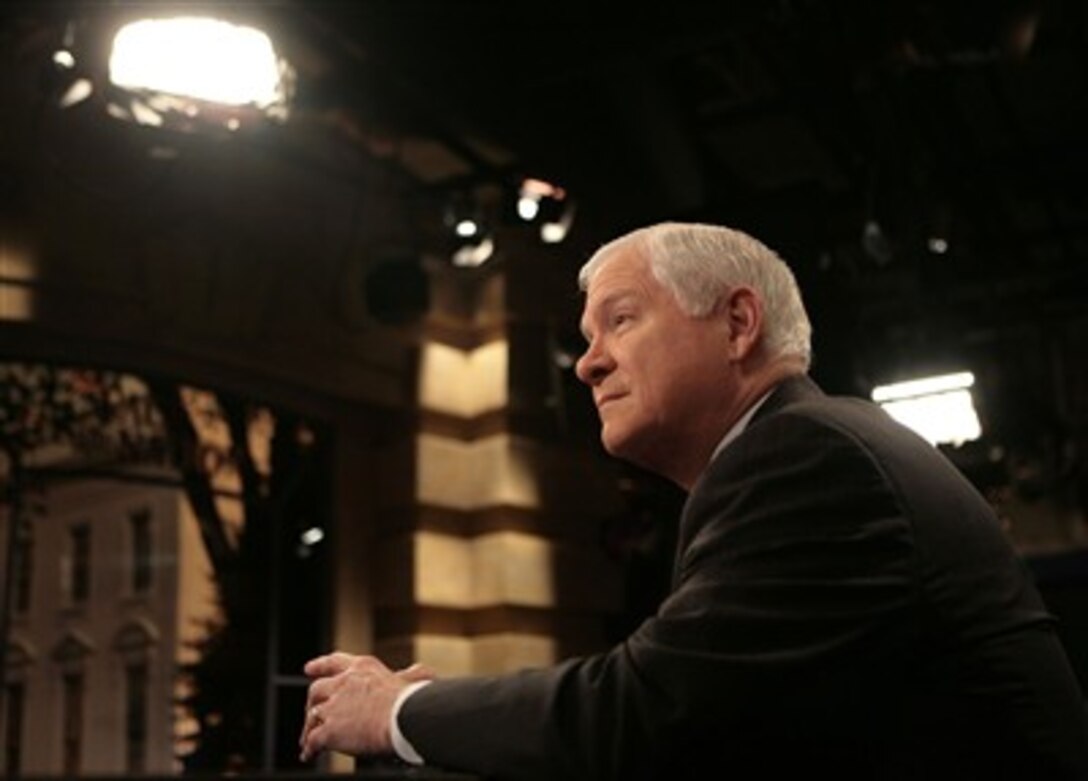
[298,651,434,762]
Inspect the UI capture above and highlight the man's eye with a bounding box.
[612,313,632,327]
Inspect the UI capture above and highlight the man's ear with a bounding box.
[720,286,763,361]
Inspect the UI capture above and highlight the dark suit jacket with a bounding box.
[401,376,1088,780]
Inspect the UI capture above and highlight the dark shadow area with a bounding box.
[1027,549,1088,694]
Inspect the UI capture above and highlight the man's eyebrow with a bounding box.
[580,291,639,340]
[594,290,640,313]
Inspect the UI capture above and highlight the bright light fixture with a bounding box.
[541,202,575,244]
[541,218,571,244]
[516,177,574,242]
[517,177,565,222]
[454,218,480,238]
[517,196,540,221]
[109,17,289,109]
[58,78,94,108]
[452,237,495,268]
[299,527,325,546]
[53,49,76,69]
[872,372,981,447]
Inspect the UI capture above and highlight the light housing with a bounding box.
[58,14,296,133]
[444,191,496,267]
[872,371,982,447]
[514,177,575,244]
[110,18,289,107]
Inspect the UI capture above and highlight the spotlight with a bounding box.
[872,371,981,446]
[515,178,565,223]
[299,526,325,546]
[513,177,575,243]
[444,193,482,236]
[454,217,481,238]
[444,192,497,267]
[451,235,495,268]
[540,199,575,244]
[861,219,893,266]
[517,194,540,221]
[927,236,949,254]
[51,13,294,133]
[53,49,76,69]
[109,17,291,112]
[58,78,94,109]
[926,203,953,256]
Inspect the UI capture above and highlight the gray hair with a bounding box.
[578,222,812,369]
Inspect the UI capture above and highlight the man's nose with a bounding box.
[575,340,612,385]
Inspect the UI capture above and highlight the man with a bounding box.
[300,223,1088,779]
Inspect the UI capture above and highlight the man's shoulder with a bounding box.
[756,376,910,446]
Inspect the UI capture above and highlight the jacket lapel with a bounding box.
[669,374,823,588]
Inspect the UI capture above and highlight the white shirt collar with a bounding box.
[708,388,774,464]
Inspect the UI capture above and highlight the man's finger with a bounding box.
[298,710,321,759]
[304,651,356,678]
[299,721,323,763]
[398,662,437,683]
[305,676,334,711]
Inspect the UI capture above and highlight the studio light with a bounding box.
[861,219,893,266]
[516,178,564,222]
[454,217,481,239]
[445,192,496,267]
[452,235,495,268]
[872,371,982,447]
[109,17,289,110]
[53,49,76,69]
[299,526,325,546]
[517,194,541,221]
[927,236,949,254]
[58,78,94,109]
[514,177,575,244]
[44,13,296,132]
[540,199,576,244]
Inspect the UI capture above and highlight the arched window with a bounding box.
[51,631,94,775]
[128,508,154,595]
[12,523,33,615]
[3,639,36,776]
[113,620,158,773]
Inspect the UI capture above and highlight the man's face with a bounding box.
[575,251,734,474]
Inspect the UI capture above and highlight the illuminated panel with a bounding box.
[109,17,288,109]
[872,372,981,446]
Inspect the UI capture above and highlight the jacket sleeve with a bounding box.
[399,411,919,781]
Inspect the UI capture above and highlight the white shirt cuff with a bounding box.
[390,679,432,765]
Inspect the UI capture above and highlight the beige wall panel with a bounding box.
[470,531,555,607]
[409,530,621,611]
[471,633,557,673]
[418,340,508,417]
[412,531,474,607]
[380,633,557,676]
[410,635,476,677]
[416,434,541,511]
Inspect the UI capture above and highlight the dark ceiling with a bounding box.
[297,0,1088,448]
[2,0,1087,462]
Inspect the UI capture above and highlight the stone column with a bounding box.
[370,230,625,676]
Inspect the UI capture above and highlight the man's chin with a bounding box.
[599,427,629,457]
[601,429,650,466]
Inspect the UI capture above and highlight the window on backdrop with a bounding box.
[0,361,332,774]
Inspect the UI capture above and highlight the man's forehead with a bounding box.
[579,258,659,330]
[583,287,641,316]
[583,252,652,300]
